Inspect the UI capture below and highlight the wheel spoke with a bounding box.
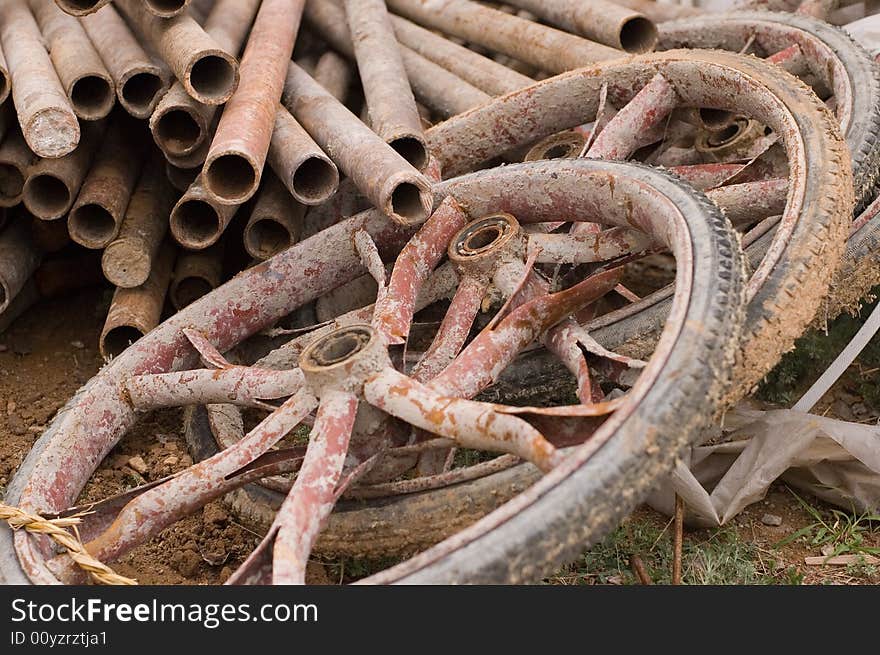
[182,328,232,370]
[411,273,487,382]
[345,454,520,500]
[353,229,388,288]
[271,390,359,585]
[669,163,747,191]
[374,197,468,345]
[580,82,613,154]
[614,284,641,303]
[365,368,561,471]
[766,44,809,78]
[528,229,653,265]
[485,246,544,331]
[126,366,305,409]
[430,267,622,398]
[576,325,647,369]
[585,73,679,161]
[544,318,603,403]
[262,263,459,371]
[706,178,788,228]
[490,252,623,404]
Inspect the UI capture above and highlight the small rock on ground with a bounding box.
[761,513,783,527]
[127,455,148,475]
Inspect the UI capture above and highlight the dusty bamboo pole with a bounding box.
[150,85,210,159]
[390,14,533,96]
[503,0,657,53]
[29,0,115,121]
[282,63,432,227]
[102,159,174,288]
[144,0,192,18]
[203,0,306,204]
[307,0,488,119]
[0,220,42,314]
[189,0,215,22]
[149,0,261,158]
[54,0,113,16]
[169,243,224,309]
[114,0,239,106]
[69,120,145,249]
[163,131,211,169]
[312,50,352,103]
[80,4,170,119]
[100,242,176,359]
[0,128,37,208]
[244,173,305,261]
[0,37,12,105]
[385,0,621,74]
[22,121,106,220]
[344,0,428,170]
[169,174,240,249]
[610,0,699,22]
[399,49,490,118]
[267,106,339,206]
[0,280,38,335]
[0,0,80,158]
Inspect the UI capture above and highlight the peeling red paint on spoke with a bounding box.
[374,197,468,345]
[271,390,359,585]
[365,368,561,472]
[125,366,305,409]
[430,267,622,399]
[585,73,678,161]
[410,273,487,382]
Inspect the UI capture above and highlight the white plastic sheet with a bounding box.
[648,407,880,526]
[845,14,880,58]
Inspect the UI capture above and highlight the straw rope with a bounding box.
[0,503,137,585]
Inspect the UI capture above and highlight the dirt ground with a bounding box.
[1,287,877,585]
[0,287,261,584]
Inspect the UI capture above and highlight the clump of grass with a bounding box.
[685,527,761,585]
[318,555,402,584]
[774,489,880,560]
[549,515,770,585]
[845,558,879,582]
[548,515,673,585]
[777,566,806,585]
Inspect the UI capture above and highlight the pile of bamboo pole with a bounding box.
[0,0,653,356]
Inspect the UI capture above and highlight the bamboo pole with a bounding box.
[0,0,80,158]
